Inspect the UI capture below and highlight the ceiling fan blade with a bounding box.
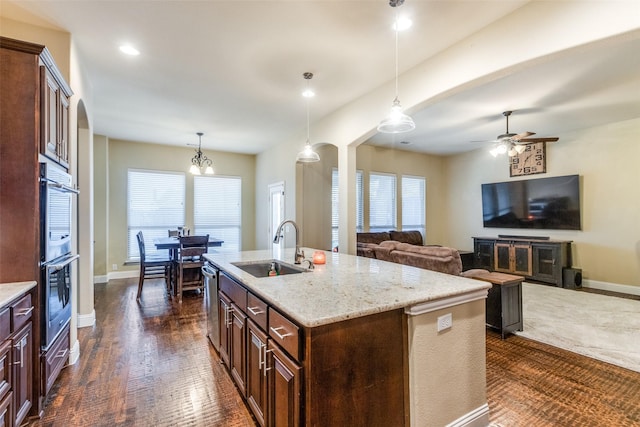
[512,131,535,140]
[519,137,559,143]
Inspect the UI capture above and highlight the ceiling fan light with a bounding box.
[508,146,517,157]
[515,144,527,154]
[495,143,508,155]
[489,147,499,157]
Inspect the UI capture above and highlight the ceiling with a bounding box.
[3,1,640,156]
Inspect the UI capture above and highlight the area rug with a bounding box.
[517,282,640,373]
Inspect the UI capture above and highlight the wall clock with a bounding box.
[510,141,546,177]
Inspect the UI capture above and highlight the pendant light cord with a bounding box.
[394,8,399,99]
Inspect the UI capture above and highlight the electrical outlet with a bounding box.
[112,264,118,270]
[437,313,452,332]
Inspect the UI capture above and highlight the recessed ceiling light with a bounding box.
[119,44,140,56]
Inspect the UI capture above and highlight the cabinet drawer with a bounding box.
[42,323,69,396]
[0,390,12,427]
[0,340,10,401]
[0,309,9,343]
[247,293,267,331]
[268,308,300,361]
[11,294,33,332]
[220,274,247,312]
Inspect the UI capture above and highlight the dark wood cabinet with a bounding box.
[219,274,300,427]
[473,237,572,286]
[40,324,69,397]
[267,342,301,427]
[494,242,532,276]
[473,239,495,270]
[486,279,523,339]
[1,37,73,419]
[216,271,405,427]
[40,49,71,168]
[218,293,231,369]
[531,243,570,286]
[230,303,247,396]
[12,323,32,427]
[246,320,268,427]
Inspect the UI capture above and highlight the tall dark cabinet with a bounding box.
[473,237,572,287]
[0,36,73,422]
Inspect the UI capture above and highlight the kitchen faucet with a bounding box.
[273,219,304,264]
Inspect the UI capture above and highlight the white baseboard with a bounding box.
[445,403,490,427]
[77,309,96,328]
[94,271,138,284]
[68,338,80,365]
[583,279,640,296]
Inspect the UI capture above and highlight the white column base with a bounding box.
[68,338,80,365]
[77,309,96,328]
[446,403,490,427]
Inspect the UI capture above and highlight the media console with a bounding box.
[472,236,573,287]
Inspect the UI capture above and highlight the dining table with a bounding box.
[154,236,224,259]
[153,236,224,295]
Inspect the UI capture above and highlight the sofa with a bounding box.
[356,230,423,258]
[372,241,464,276]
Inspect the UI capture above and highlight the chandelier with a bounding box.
[377,0,415,134]
[189,132,214,175]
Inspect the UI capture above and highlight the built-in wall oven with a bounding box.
[40,161,79,350]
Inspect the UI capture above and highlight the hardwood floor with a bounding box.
[27,278,640,426]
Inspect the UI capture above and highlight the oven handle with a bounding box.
[41,177,80,194]
[46,254,80,272]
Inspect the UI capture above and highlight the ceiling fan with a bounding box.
[483,111,559,157]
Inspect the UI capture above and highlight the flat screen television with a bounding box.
[481,174,581,230]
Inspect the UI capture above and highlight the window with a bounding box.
[127,169,185,260]
[369,173,396,232]
[402,176,426,240]
[331,169,363,249]
[194,175,242,253]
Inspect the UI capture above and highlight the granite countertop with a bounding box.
[204,248,491,328]
[0,281,37,308]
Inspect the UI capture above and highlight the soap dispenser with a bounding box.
[268,262,278,277]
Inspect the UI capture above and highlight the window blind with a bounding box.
[194,175,242,253]
[369,173,396,232]
[402,176,426,240]
[127,169,185,259]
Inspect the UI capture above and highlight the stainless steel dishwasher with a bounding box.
[202,262,219,351]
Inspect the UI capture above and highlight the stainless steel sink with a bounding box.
[231,260,309,278]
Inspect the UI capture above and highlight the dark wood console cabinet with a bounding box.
[473,237,572,286]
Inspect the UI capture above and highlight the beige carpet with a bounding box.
[517,282,640,373]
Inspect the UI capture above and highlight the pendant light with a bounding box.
[378,0,415,134]
[296,72,321,163]
[189,132,214,175]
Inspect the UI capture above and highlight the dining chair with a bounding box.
[174,235,209,303]
[136,231,172,300]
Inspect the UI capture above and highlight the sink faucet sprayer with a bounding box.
[273,219,304,264]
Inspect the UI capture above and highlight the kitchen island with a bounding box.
[204,248,492,427]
